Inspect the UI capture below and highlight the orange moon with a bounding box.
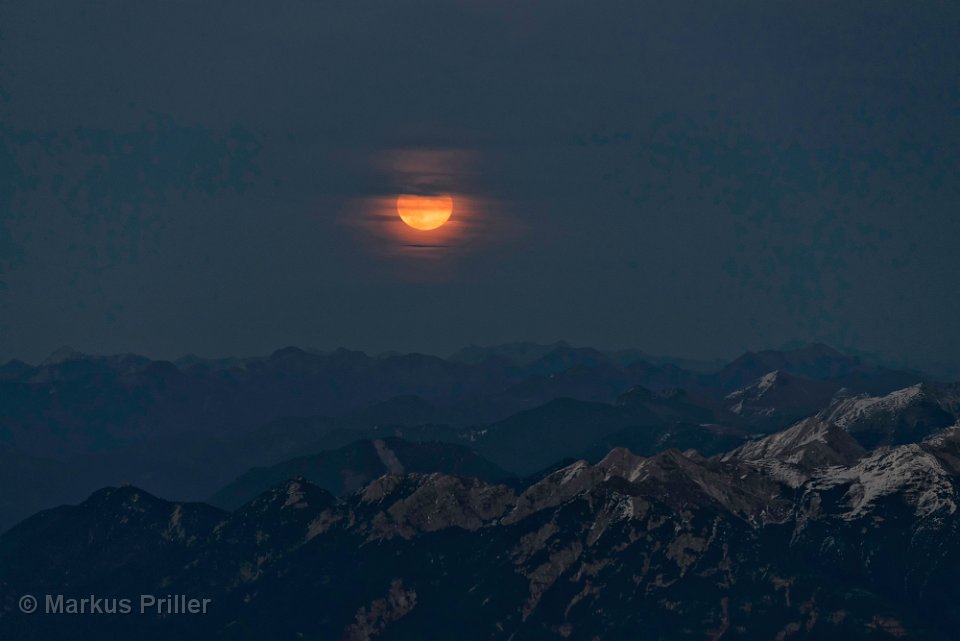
[396,194,453,231]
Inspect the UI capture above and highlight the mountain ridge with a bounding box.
[6,422,960,639]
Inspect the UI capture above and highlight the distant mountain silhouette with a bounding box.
[724,369,841,430]
[468,398,660,474]
[209,437,510,510]
[713,343,861,388]
[577,422,746,463]
[467,386,750,474]
[0,343,930,531]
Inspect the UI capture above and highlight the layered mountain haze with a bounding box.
[0,342,916,449]
[1,344,958,639]
[708,343,920,393]
[0,344,939,530]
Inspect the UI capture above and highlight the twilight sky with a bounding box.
[1,1,958,373]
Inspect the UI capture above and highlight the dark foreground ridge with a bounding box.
[4,415,960,639]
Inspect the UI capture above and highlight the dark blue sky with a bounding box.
[1,1,958,373]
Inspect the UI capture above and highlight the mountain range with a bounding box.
[0,343,926,528]
[4,409,960,638]
[0,343,956,639]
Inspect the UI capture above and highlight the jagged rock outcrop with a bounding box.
[5,424,960,639]
[822,383,960,448]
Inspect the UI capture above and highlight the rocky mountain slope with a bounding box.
[822,383,960,448]
[4,418,960,639]
[724,370,840,430]
[0,344,951,638]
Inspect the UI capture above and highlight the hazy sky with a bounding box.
[1,1,958,371]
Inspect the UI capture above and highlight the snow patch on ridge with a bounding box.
[826,384,926,429]
[812,444,957,519]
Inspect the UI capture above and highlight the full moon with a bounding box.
[396,194,453,231]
